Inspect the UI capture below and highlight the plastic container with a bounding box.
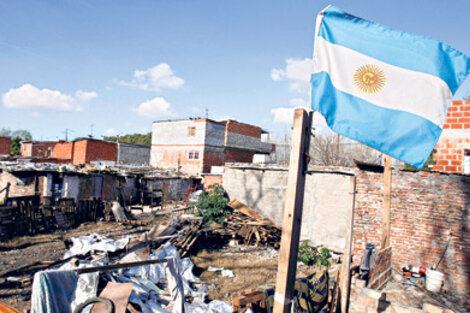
[425,269,444,292]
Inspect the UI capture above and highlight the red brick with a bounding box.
[0,137,10,155]
[450,123,463,129]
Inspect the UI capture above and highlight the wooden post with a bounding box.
[381,155,392,249]
[339,176,356,313]
[273,108,313,313]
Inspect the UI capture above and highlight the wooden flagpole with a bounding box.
[381,155,392,248]
[273,108,313,313]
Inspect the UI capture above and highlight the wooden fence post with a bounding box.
[273,108,313,313]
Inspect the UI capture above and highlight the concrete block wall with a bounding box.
[433,100,470,174]
[0,137,11,156]
[117,142,150,165]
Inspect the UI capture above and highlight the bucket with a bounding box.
[425,269,444,292]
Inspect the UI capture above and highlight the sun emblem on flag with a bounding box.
[353,64,386,94]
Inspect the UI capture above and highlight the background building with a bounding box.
[150,118,274,175]
[0,137,11,156]
[433,99,470,174]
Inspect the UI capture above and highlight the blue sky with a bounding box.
[1,0,469,140]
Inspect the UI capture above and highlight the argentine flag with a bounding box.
[311,6,470,169]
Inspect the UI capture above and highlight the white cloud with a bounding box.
[3,84,76,110]
[104,128,117,136]
[271,107,295,124]
[32,112,40,118]
[121,63,185,91]
[75,90,97,102]
[271,107,329,134]
[134,97,175,118]
[2,84,97,111]
[289,98,309,108]
[271,58,313,94]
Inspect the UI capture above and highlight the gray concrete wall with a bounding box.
[225,132,261,151]
[223,165,354,252]
[118,142,150,165]
[204,121,225,147]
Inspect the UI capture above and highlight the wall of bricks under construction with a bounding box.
[202,174,223,189]
[433,100,470,174]
[349,279,453,313]
[353,169,470,294]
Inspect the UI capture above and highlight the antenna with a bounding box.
[89,124,94,138]
[205,108,208,119]
[63,128,74,141]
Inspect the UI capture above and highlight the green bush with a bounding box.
[195,184,231,225]
[298,240,331,267]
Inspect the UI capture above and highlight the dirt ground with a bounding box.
[0,220,156,311]
[381,276,470,313]
[191,246,279,302]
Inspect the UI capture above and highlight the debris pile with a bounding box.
[209,199,281,248]
[29,217,233,313]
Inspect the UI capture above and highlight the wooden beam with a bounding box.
[339,176,356,313]
[273,108,313,313]
[381,155,392,249]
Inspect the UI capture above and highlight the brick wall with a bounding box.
[52,141,74,160]
[202,149,224,173]
[443,100,470,130]
[353,170,470,294]
[367,247,392,289]
[0,137,10,155]
[82,139,116,164]
[202,174,223,189]
[225,120,261,138]
[0,171,46,197]
[224,148,255,163]
[433,100,470,174]
[21,142,57,158]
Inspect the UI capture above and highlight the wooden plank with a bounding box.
[339,176,356,313]
[381,155,392,249]
[273,108,313,313]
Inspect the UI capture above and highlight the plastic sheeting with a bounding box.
[32,233,232,313]
[63,233,132,259]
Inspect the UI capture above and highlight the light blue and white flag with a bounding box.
[311,6,470,169]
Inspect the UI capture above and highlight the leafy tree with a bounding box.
[403,153,433,172]
[195,184,231,225]
[103,132,152,146]
[0,128,32,156]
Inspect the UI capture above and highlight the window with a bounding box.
[463,150,470,175]
[187,126,196,136]
[188,151,199,160]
